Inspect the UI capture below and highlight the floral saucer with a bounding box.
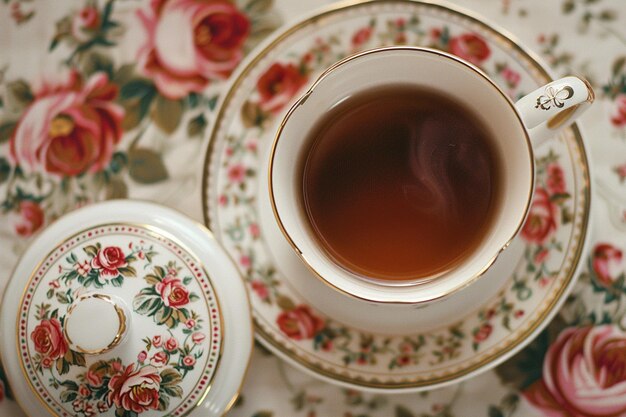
[202,0,591,391]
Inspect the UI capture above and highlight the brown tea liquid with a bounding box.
[301,85,500,281]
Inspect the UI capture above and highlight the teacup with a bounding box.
[269,46,593,304]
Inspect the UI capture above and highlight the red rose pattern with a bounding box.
[11,200,44,237]
[107,365,161,413]
[90,246,128,279]
[155,277,190,308]
[31,318,69,360]
[256,62,308,113]
[10,70,124,177]
[592,243,623,287]
[276,305,325,340]
[611,95,626,127]
[448,33,491,65]
[521,188,558,245]
[474,323,493,343]
[524,326,626,417]
[137,0,250,99]
[546,163,566,195]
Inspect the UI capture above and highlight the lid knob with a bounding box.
[63,293,129,355]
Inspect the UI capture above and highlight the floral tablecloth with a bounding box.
[1,0,625,416]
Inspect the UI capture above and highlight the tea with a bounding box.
[301,85,500,281]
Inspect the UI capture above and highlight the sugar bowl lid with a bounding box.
[0,200,252,417]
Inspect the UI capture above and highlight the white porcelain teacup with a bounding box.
[269,46,593,305]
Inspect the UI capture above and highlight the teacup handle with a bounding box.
[514,76,594,145]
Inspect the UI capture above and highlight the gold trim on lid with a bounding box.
[63,293,128,355]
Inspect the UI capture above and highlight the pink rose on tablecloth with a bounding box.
[276,305,324,340]
[592,243,623,287]
[546,163,566,195]
[524,325,626,417]
[137,0,250,99]
[155,277,190,308]
[611,95,626,127]
[72,6,100,41]
[448,33,491,65]
[31,318,68,360]
[90,246,127,279]
[256,62,308,113]
[11,200,44,237]
[521,188,558,245]
[10,70,123,177]
[107,365,161,413]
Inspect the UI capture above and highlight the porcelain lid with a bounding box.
[0,200,252,417]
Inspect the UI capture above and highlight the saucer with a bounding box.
[202,0,591,391]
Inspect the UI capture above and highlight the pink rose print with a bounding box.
[150,351,168,367]
[473,323,493,343]
[107,365,161,413]
[251,280,269,301]
[41,357,54,368]
[501,66,521,87]
[11,200,44,237]
[182,355,196,367]
[137,0,250,99]
[227,163,246,183]
[31,318,69,360]
[137,350,148,363]
[449,33,491,65]
[152,335,162,348]
[90,246,128,279]
[592,243,623,287]
[249,223,260,238]
[524,326,626,417]
[79,384,90,398]
[351,26,373,48]
[71,6,101,42]
[611,95,626,127]
[546,163,566,195]
[164,337,178,352]
[185,319,196,329]
[276,305,325,340]
[256,62,308,113]
[9,70,124,177]
[521,188,558,245]
[192,332,205,344]
[86,370,103,387]
[155,277,190,308]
